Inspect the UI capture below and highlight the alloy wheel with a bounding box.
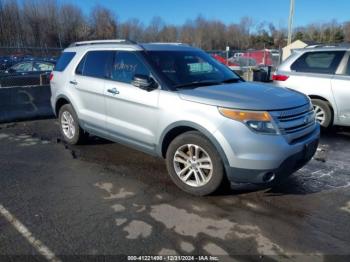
[61,111,76,139]
[313,105,326,125]
[173,144,213,187]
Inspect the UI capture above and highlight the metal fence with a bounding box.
[0,46,62,58]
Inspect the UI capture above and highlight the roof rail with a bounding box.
[69,39,138,47]
[305,44,337,48]
[305,43,350,49]
[145,42,189,46]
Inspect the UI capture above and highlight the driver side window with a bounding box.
[110,52,150,84]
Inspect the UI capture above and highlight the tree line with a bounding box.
[0,0,349,51]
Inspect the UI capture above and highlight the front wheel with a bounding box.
[165,131,225,196]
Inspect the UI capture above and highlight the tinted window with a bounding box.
[346,59,350,76]
[147,51,239,87]
[291,51,345,74]
[75,55,85,75]
[11,62,33,72]
[77,51,113,78]
[54,52,75,72]
[110,52,150,83]
[33,62,54,71]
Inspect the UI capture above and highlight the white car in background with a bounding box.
[273,46,350,128]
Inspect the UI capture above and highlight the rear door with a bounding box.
[73,50,113,131]
[331,52,350,125]
[104,51,160,151]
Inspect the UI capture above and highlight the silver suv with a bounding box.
[274,46,350,128]
[50,40,320,196]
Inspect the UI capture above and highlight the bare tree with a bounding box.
[239,17,254,48]
[179,20,196,45]
[0,0,23,46]
[59,4,89,46]
[118,18,144,42]
[0,1,348,52]
[158,25,178,42]
[90,5,117,39]
[344,21,350,42]
[143,16,165,42]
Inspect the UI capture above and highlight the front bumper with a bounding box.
[225,137,318,184]
[221,124,320,184]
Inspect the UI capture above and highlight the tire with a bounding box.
[311,99,332,128]
[58,104,87,145]
[165,131,225,196]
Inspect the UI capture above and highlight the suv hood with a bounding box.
[178,82,309,111]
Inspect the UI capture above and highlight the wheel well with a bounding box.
[309,95,334,113]
[309,95,335,124]
[55,98,70,115]
[161,126,196,158]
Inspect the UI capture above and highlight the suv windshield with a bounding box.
[145,50,240,89]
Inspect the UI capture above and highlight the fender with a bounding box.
[157,121,230,168]
[54,93,81,119]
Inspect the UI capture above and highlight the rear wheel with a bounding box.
[311,99,332,128]
[59,104,87,145]
[165,131,225,196]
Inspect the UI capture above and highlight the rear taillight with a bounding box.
[49,72,54,81]
[272,74,289,81]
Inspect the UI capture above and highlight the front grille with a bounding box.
[270,103,316,143]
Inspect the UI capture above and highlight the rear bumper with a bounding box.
[224,127,320,184]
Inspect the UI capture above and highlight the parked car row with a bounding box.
[0,56,56,87]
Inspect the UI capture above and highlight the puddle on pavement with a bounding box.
[0,132,51,146]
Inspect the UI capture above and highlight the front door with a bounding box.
[104,51,160,152]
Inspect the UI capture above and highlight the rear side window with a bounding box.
[76,51,113,78]
[291,51,345,74]
[54,52,75,72]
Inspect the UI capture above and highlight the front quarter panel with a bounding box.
[156,91,226,155]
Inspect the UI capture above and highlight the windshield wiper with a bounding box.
[220,78,241,83]
[174,80,221,89]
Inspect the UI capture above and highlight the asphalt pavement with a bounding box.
[0,119,349,261]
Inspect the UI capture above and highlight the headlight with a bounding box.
[218,108,277,134]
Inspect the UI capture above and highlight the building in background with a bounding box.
[282,40,319,61]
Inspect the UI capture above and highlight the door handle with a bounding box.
[107,88,119,95]
[69,80,78,85]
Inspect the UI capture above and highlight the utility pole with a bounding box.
[287,0,295,45]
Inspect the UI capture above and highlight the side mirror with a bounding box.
[131,74,158,91]
[6,68,15,74]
